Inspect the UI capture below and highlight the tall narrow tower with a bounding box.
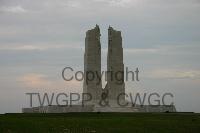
[83,25,102,104]
[106,26,125,105]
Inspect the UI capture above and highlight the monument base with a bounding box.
[22,104,176,113]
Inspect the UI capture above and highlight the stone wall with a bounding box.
[22,105,176,113]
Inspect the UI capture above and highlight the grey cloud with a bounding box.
[0,5,26,13]
[0,0,200,113]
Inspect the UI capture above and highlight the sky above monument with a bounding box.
[0,0,200,113]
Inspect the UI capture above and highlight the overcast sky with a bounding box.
[0,0,200,113]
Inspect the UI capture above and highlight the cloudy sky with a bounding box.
[0,0,200,113]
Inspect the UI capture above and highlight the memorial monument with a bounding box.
[22,25,176,113]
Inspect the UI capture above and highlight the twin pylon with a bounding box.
[83,25,125,106]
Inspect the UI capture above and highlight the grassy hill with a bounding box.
[0,113,199,133]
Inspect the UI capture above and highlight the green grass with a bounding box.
[0,113,200,133]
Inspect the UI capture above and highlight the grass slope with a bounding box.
[0,113,200,133]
